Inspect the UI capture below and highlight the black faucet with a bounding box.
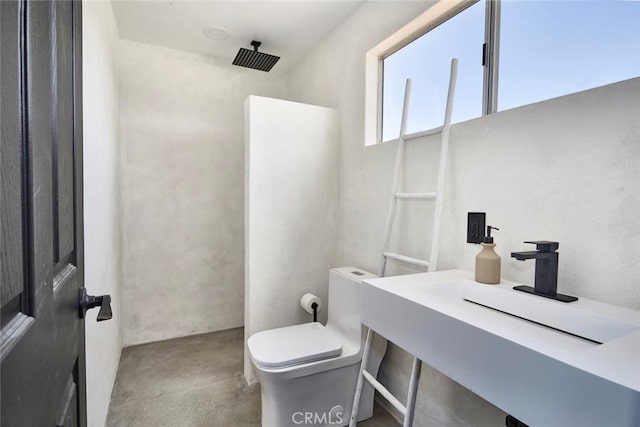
[511,241,578,303]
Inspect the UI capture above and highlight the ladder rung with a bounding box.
[384,252,430,269]
[362,370,407,416]
[393,192,436,200]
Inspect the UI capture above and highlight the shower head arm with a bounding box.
[250,40,262,52]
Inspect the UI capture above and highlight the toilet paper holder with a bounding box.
[300,293,322,323]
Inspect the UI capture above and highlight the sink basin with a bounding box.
[462,281,640,344]
[361,270,640,426]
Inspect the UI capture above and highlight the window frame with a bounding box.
[364,0,478,145]
[368,0,638,145]
[379,2,483,143]
[366,0,484,145]
[483,0,500,115]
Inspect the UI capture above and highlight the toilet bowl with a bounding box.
[247,267,385,427]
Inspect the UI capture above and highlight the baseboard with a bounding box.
[122,325,244,348]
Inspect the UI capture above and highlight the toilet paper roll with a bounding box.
[300,293,322,315]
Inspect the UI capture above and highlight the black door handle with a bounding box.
[79,288,113,322]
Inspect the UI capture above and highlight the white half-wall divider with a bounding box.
[244,96,339,385]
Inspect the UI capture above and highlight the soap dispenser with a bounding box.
[475,225,501,284]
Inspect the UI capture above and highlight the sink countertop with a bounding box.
[362,269,640,426]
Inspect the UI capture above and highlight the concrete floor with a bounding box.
[107,328,399,427]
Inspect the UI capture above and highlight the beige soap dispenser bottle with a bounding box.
[475,225,501,284]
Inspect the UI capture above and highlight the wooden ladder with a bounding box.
[349,58,458,427]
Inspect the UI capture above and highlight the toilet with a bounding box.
[247,267,385,427]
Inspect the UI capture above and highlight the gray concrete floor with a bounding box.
[107,328,399,427]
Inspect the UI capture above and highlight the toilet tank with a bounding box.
[326,267,377,343]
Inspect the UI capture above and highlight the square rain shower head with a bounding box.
[232,41,280,72]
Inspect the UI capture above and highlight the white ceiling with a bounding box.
[111,0,365,72]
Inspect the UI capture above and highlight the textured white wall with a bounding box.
[287,1,640,425]
[243,96,339,384]
[119,41,287,346]
[82,2,122,426]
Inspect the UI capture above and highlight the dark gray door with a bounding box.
[1,1,92,425]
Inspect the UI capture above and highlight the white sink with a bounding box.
[462,281,640,344]
[361,270,640,427]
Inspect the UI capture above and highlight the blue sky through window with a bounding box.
[382,0,485,141]
[499,0,640,111]
[381,0,640,143]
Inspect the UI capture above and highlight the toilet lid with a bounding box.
[248,323,343,369]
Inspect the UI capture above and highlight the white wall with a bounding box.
[287,1,640,425]
[243,96,339,384]
[82,2,122,426]
[119,41,287,346]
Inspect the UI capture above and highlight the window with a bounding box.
[374,0,640,144]
[498,1,640,111]
[382,0,485,142]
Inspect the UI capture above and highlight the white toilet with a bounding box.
[247,267,385,427]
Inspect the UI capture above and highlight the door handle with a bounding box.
[79,288,113,322]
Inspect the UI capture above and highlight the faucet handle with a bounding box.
[523,241,559,252]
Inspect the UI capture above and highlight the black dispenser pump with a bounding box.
[483,225,499,243]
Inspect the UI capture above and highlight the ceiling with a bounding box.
[112,1,365,72]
